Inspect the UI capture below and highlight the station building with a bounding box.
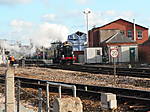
[89,18,148,46]
[86,18,148,64]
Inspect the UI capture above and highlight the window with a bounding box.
[120,30,125,35]
[137,30,142,39]
[96,50,101,55]
[127,30,133,39]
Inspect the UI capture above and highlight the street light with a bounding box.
[83,9,91,47]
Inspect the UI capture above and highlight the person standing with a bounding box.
[9,56,15,66]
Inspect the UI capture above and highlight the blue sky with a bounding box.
[0,0,150,46]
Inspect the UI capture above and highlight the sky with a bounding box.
[0,0,150,47]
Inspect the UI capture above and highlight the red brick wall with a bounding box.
[138,45,150,63]
[98,19,148,44]
[88,29,100,47]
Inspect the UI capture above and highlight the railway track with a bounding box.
[18,59,150,78]
[38,64,150,78]
[1,75,150,102]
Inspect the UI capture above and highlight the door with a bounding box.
[95,49,102,63]
[130,48,135,63]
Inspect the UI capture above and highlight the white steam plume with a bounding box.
[30,23,69,48]
[0,40,36,59]
[0,20,69,59]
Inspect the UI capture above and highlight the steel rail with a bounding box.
[20,62,150,78]
[0,75,150,101]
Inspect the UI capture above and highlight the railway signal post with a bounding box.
[110,48,119,86]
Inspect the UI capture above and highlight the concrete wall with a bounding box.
[138,45,150,63]
[84,47,102,63]
[108,45,138,63]
[101,93,117,110]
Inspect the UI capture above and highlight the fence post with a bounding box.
[38,88,42,112]
[46,83,50,112]
[5,68,15,112]
[17,80,21,112]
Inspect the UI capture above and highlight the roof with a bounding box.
[103,32,136,44]
[75,31,86,36]
[93,18,148,30]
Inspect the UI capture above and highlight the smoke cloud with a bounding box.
[0,0,31,5]
[0,20,69,59]
[0,40,36,59]
[30,23,69,48]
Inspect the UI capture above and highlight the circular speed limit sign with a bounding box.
[110,48,118,58]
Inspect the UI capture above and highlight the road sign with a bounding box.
[110,48,118,58]
[110,48,118,86]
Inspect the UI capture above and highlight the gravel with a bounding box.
[1,66,150,112]
[0,66,150,91]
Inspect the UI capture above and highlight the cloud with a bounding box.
[42,14,57,22]
[104,10,116,16]
[10,20,33,33]
[0,0,31,5]
[75,0,89,4]
[10,19,32,27]
[82,9,136,28]
[8,20,69,48]
[88,12,108,27]
[115,11,135,19]
[82,9,108,28]
[104,10,135,20]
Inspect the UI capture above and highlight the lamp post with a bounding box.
[83,9,91,47]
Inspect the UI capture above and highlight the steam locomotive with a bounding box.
[49,41,76,64]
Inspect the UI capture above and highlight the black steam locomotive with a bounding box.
[49,41,76,64]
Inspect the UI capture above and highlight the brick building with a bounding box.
[89,18,149,47]
[138,39,150,63]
